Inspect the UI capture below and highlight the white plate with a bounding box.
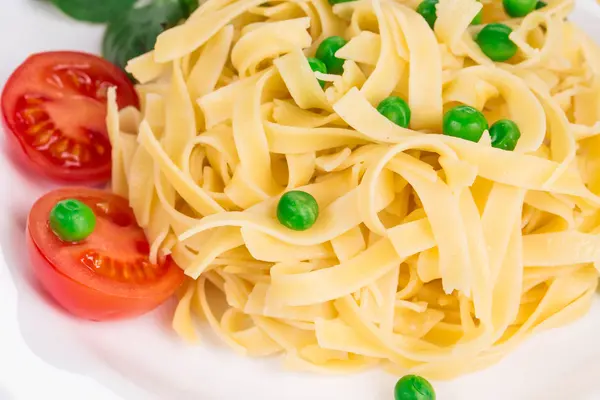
[1,1,600,399]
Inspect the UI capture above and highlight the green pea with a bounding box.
[443,105,488,142]
[472,9,483,25]
[417,0,482,28]
[377,96,411,128]
[307,57,327,88]
[475,23,518,62]
[503,0,537,17]
[489,119,521,151]
[535,1,547,9]
[277,191,319,231]
[49,199,96,242]
[394,375,436,400]
[315,36,347,75]
[416,0,438,29]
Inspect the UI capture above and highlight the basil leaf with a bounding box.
[51,0,137,23]
[102,0,186,72]
[179,0,200,16]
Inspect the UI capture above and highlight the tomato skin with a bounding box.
[27,188,185,321]
[1,51,139,184]
[2,111,85,183]
[27,231,176,320]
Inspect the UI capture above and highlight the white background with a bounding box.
[2,1,600,399]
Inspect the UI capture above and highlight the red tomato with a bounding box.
[27,188,185,321]
[1,51,139,184]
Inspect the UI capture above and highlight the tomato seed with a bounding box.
[28,120,53,135]
[50,137,69,154]
[32,130,54,147]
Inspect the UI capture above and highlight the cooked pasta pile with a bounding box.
[106,0,600,379]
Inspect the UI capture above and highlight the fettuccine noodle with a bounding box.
[108,0,600,379]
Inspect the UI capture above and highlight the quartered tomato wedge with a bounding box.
[1,51,138,184]
[27,188,185,321]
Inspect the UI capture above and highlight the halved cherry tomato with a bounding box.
[1,51,138,184]
[27,188,185,321]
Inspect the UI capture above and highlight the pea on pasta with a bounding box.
[119,0,600,386]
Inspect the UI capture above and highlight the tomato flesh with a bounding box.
[27,188,185,321]
[2,51,139,184]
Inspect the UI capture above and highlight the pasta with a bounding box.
[108,0,600,379]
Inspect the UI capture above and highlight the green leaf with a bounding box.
[51,0,137,23]
[179,0,200,17]
[102,0,187,73]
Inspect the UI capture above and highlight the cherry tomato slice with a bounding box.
[1,51,139,184]
[27,188,185,321]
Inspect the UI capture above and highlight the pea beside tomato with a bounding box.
[27,188,185,320]
[1,51,138,184]
[49,199,96,242]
